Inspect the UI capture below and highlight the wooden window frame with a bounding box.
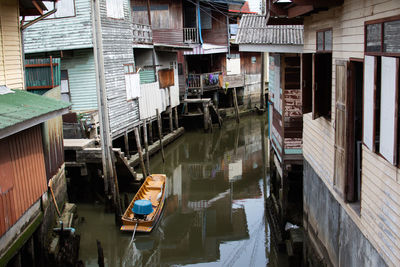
[124,63,136,74]
[316,28,333,53]
[365,15,400,57]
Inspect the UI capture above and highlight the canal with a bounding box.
[76,114,290,266]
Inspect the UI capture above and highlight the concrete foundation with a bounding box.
[303,160,387,267]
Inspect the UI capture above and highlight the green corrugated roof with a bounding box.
[0,89,70,131]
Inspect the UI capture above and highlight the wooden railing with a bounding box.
[132,23,152,44]
[184,28,199,43]
[187,72,221,94]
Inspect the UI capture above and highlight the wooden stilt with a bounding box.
[134,127,147,178]
[156,109,165,162]
[168,87,173,132]
[124,131,130,159]
[148,122,154,145]
[143,121,150,176]
[203,102,210,132]
[174,106,179,130]
[109,147,122,220]
[233,87,240,123]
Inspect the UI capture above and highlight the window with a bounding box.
[365,15,400,54]
[107,0,124,19]
[132,5,169,28]
[60,70,71,103]
[251,56,257,63]
[316,29,332,52]
[313,53,332,119]
[124,64,140,100]
[200,7,212,30]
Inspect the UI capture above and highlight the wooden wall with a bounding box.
[100,0,140,139]
[0,0,24,90]
[23,0,94,54]
[301,1,400,265]
[240,52,261,74]
[202,10,228,46]
[0,126,47,237]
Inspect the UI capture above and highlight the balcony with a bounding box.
[187,72,221,94]
[132,23,152,44]
[184,28,199,44]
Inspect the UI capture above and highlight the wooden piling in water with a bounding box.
[203,102,210,132]
[109,147,122,221]
[156,109,165,162]
[124,131,130,159]
[143,121,150,175]
[232,87,240,123]
[174,106,179,130]
[133,127,147,178]
[148,121,154,145]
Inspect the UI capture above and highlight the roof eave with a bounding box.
[0,107,69,140]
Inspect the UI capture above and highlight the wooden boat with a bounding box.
[120,174,167,233]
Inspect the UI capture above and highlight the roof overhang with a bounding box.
[268,0,344,19]
[0,88,70,140]
[239,44,303,53]
[154,43,194,51]
[19,0,56,16]
[184,44,228,55]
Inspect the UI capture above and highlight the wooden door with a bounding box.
[334,61,348,197]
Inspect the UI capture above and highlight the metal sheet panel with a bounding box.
[0,125,47,237]
[99,0,140,138]
[61,49,98,111]
[23,0,93,53]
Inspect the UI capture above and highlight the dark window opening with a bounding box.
[302,54,312,113]
[313,53,332,119]
[374,57,382,153]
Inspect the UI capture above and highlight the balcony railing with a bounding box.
[187,72,221,94]
[184,28,199,44]
[132,23,152,44]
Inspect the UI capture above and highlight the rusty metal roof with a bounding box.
[0,87,70,139]
[236,14,303,45]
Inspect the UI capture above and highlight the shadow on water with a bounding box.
[76,115,290,267]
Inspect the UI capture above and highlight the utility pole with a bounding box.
[92,0,115,205]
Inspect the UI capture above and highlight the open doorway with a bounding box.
[347,60,364,203]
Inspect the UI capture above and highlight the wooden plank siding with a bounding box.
[301,0,400,266]
[201,10,228,46]
[0,125,47,238]
[99,0,140,139]
[0,0,24,90]
[23,0,93,54]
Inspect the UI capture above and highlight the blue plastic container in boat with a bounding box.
[132,199,153,215]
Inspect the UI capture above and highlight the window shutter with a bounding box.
[379,56,399,164]
[301,54,312,113]
[334,61,348,197]
[362,56,376,151]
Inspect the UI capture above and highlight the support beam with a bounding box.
[174,107,179,129]
[124,131,130,159]
[143,121,150,176]
[148,122,154,145]
[232,88,240,123]
[134,127,147,178]
[156,109,165,162]
[32,1,43,15]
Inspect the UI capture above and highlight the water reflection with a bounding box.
[78,115,288,266]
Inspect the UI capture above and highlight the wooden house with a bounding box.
[268,0,400,266]
[0,1,70,265]
[236,14,304,223]
[23,0,181,144]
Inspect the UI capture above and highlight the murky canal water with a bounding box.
[77,115,289,266]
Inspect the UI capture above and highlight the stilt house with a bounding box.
[0,1,70,265]
[268,0,400,265]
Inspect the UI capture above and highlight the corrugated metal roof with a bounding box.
[0,88,70,135]
[236,14,304,45]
